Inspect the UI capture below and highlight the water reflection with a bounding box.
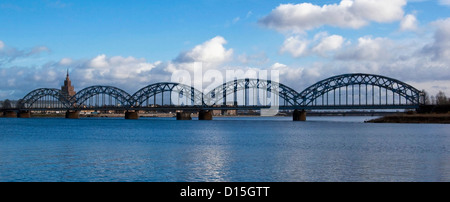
[1,117,450,181]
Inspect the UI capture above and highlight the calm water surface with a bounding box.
[1,116,449,182]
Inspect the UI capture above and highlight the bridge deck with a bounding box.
[3,104,419,112]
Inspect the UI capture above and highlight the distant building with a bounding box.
[61,70,76,100]
[212,102,237,116]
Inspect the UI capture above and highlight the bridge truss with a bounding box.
[16,73,424,111]
[296,73,423,109]
[18,88,71,110]
[131,82,204,107]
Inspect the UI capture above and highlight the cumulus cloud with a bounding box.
[59,57,73,66]
[0,54,162,99]
[259,0,406,33]
[72,54,160,91]
[400,14,418,31]
[163,35,235,89]
[312,34,345,56]
[422,18,450,61]
[335,36,395,61]
[3,20,450,101]
[266,16,450,95]
[0,36,235,98]
[280,33,345,58]
[0,63,65,99]
[0,40,4,49]
[173,36,233,69]
[280,36,309,57]
[269,62,303,82]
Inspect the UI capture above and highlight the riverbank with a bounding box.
[365,113,450,124]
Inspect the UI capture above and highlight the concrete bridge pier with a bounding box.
[176,112,192,120]
[125,110,139,119]
[198,110,213,120]
[18,110,31,118]
[3,111,17,118]
[65,110,80,119]
[293,109,307,121]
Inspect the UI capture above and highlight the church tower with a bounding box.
[61,69,76,98]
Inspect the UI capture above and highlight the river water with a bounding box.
[0,116,449,182]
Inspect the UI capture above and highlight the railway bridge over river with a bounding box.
[2,73,425,121]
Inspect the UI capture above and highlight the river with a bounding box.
[0,116,449,182]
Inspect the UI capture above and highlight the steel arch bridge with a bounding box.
[72,85,132,109]
[295,73,423,109]
[17,73,424,111]
[202,78,300,107]
[131,82,204,107]
[18,88,71,109]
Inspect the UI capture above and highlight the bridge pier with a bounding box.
[125,111,139,119]
[18,110,31,118]
[198,110,213,120]
[65,110,80,119]
[293,109,307,121]
[3,111,17,118]
[176,112,192,120]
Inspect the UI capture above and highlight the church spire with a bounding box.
[62,69,76,97]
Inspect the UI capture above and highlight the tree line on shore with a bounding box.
[422,90,450,105]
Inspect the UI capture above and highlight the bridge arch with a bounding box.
[18,88,71,109]
[73,86,132,108]
[131,82,204,107]
[297,73,423,107]
[203,78,300,106]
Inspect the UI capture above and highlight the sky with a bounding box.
[1,0,450,100]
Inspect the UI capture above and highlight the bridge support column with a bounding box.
[125,111,139,119]
[198,110,213,120]
[176,112,192,120]
[3,111,17,118]
[293,109,306,121]
[18,110,31,118]
[65,110,80,119]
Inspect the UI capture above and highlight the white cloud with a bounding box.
[2,19,450,101]
[422,18,450,61]
[280,36,309,57]
[0,40,4,49]
[89,54,109,68]
[0,53,164,100]
[270,62,304,81]
[312,34,345,55]
[280,33,345,58]
[59,57,73,66]
[400,14,418,31]
[335,36,394,61]
[259,0,406,33]
[350,0,406,23]
[73,54,159,89]
[174,36,233,68]
[165,35,235,87]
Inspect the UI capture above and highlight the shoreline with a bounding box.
[365,113,450,124]
[5,112,449,124]
[1,112,387,118]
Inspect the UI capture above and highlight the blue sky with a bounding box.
[1,0,450,100]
